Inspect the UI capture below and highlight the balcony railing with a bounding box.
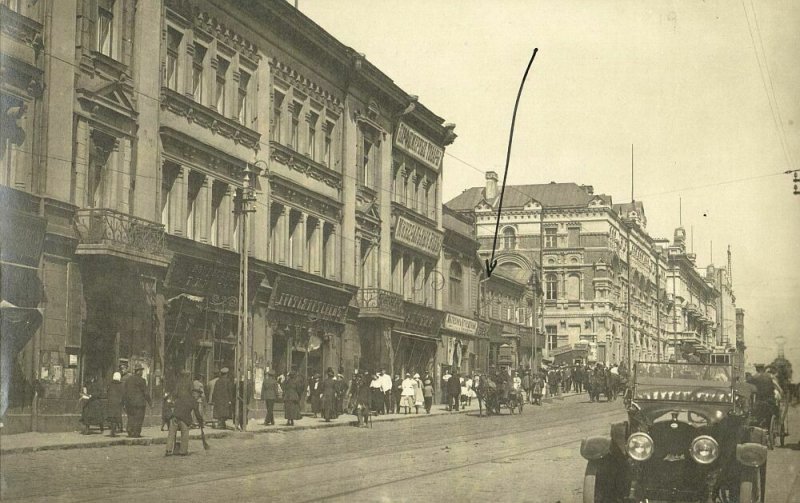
[74,208,169,264]
[357,288,405,320]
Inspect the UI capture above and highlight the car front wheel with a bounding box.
[583,459,621,503]
[739,466,763,503]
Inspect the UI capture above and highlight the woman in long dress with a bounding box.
[400,373,416,414]
[283,372,301,426]
[413,373,424,414]
[320,369,337,422]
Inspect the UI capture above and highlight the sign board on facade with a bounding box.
[394,122,444,171]
[394,216,443,257]
[443,313,478,336]
[269,275,352,323]
[403,302,445,335]
[165,254,262,301]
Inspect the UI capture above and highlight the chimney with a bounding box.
[580,185,594,195]
[485,171,499,200]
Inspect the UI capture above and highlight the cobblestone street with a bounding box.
[3,397,799,502]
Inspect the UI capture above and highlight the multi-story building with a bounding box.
[0,0,454,433]
[446,172,726,369]
[664,227,719,361]
[440,207,489,378]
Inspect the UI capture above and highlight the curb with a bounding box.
[0,395,587,454]
[1,430,232,455]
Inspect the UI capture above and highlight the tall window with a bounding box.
[307,112,318,160]
[271,91,284,142]
[545,274,558,300]
[409,175,418,209]
[503,227,516,250]
[210,181,225,247]
[361,137,375,185]
[186,172,203,240]
[192,44,206,103]
[87,131,115,208]
[165,28,181,91]
[215,57,229,116]
[449,261,463,307]
[323,121,333,167]
[97,0,115,58]
[290,103,300,150]
[237,70,250,125]
[546,325,558,351]
[161,162,179,231]
[544,228,557,248]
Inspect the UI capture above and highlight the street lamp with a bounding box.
[234,161,262,431]
[775,335,786,359]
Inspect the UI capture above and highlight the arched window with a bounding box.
[502,227,516,250]
[448,261,463,307]
[545,274,558,300]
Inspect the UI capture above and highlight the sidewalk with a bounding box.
[0,392,585,455]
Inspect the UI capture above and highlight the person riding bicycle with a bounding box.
[749,363,779,428]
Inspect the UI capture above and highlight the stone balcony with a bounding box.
[356,288,405,321]
[74,208,171,267]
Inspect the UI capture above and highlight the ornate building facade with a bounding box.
[0,0,454,432]
[446,172,734,368]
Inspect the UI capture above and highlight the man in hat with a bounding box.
[212,367,234,429]
[379,369,393,415]
[166,371,204,456]
[122,363,151,437]
[261,369,279,426]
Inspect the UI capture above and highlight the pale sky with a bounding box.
[298,0,800,372]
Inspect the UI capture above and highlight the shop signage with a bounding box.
[475,321,490,339]
[269,276,352,323]
[550,341,590,357]
[165,255,261,300]
[394,122,444,171]
[403,302,445,335]
[443,313,478,336]
[394,216,443,257]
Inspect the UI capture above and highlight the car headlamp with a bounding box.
[626,432,654,461]
[690,435,719,464]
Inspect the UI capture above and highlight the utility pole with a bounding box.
[234,163,258,431]
[655,251,661,362]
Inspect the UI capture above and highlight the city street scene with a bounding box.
[1,1,798,502]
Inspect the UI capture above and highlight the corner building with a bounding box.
[0,0,454,432]
[446,173,731,369]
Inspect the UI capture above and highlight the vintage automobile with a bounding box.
[579,362,769,502]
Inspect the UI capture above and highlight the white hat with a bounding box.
[413,373,420,379]
[112,372,121,382]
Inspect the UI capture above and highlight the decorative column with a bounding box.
[170,165,188,237]
[282,208,291,266]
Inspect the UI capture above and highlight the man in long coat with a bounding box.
[122,364,151,437]
[261,370,279,426]
[212,367,234,429]
[447,371,462,411]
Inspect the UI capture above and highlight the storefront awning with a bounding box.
[393,329,440,343]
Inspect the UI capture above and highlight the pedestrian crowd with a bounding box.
[76,359,629,456]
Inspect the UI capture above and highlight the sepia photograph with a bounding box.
[1,0,798,501]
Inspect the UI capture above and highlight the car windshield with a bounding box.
[632,362,734,403]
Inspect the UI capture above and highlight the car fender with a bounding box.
[747,426,768,446]
[736,443,768,467]
[610,421,629,456]
[581,436,612,460]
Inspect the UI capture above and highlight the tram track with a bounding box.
[72,404,624,503]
